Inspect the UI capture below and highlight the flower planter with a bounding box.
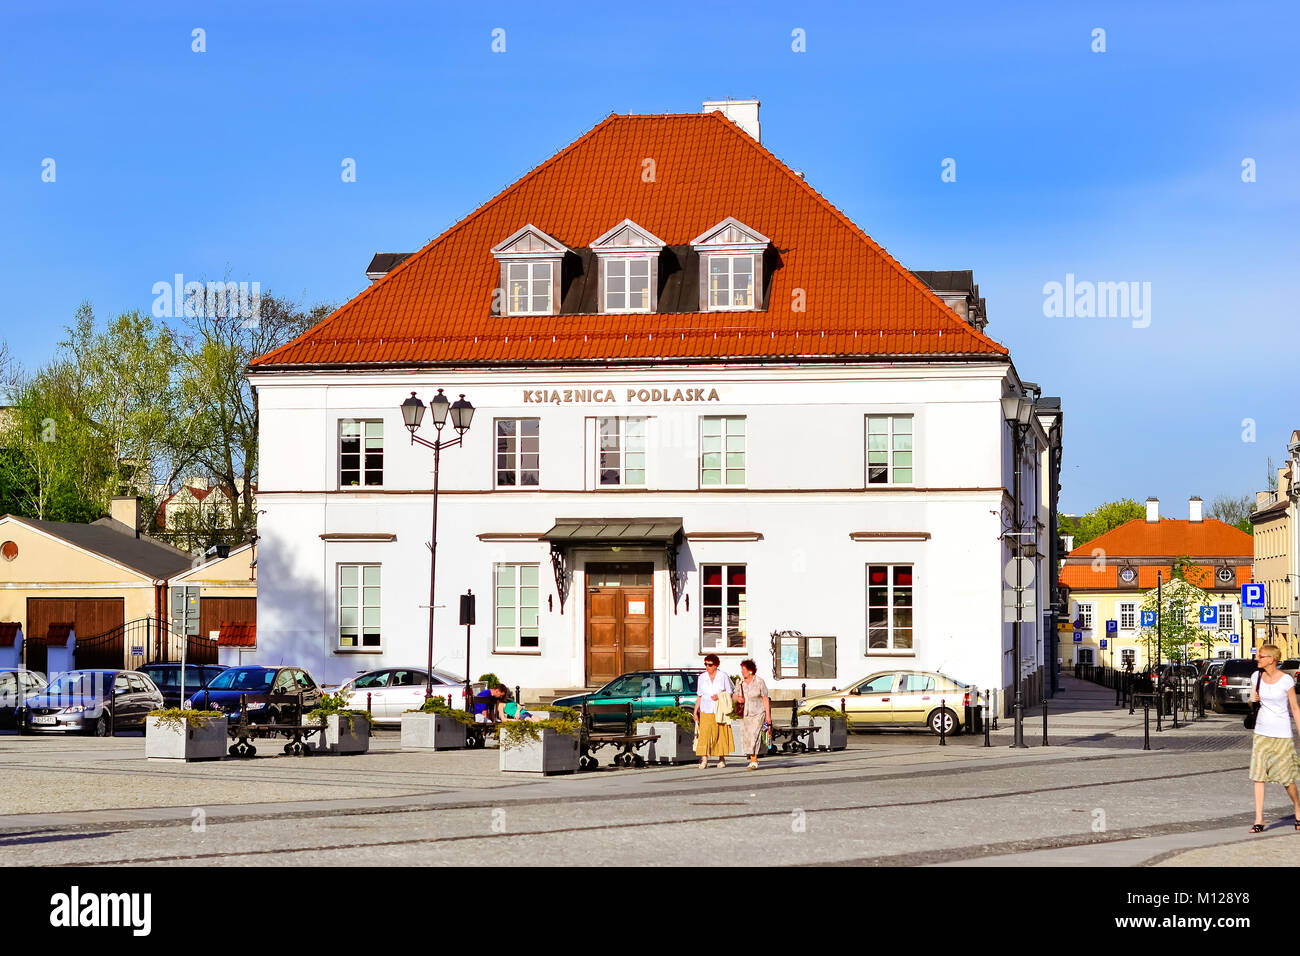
[499,728,580,775]
[636,721,695,764]
[800,714,849,751]
[315,714,370,754]
[401,712,468,751]
[145,715,228,762]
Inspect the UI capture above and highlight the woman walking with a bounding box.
[1248,644,1300,833]
[734,659,772,770]
[693,654,734,768]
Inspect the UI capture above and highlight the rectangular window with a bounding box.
[707,255,754,310]
[1077,648,1095,664]
[597,417,646,486]
[1076,602,1095,631]
[338,564,381,649]
[1217,603,1235,633]
[605,258,651,312]
[700,416,746,486]
[1119,602,1137,631]
[494,564,540,651]
[1121,648,1136,666]
[507,261,551,315]
[340,420,383,487]
[867,565,913,651]
[701,564,747,650]
[866,415,913,484]
[495,418,540,487]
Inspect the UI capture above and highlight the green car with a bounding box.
[552,670,700,726]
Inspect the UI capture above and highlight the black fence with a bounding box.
[75,617,218,670]
[1073,662,1207,721]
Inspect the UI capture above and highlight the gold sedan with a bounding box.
[798,670,974,735]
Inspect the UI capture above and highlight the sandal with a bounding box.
[717,758,726,768]
[1294,818,1300,831]
[747,760,758,770]
[698,758,708,769]
[1251,823,1266,833]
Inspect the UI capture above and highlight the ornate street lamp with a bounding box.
[401,389,474,701]
[1003,394,1036,749]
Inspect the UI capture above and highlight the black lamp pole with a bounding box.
[1002,394,1034,750]
[401,389,474,701]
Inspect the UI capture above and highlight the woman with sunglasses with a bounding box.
[1248,644,1300,833]
[693,653,735,769]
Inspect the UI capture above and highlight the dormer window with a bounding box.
[491,224,569,316]
[690,217,770,312]
[591,220,665,314]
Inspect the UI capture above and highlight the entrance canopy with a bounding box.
[540,518,684,613]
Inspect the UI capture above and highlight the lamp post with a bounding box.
[1001,394,1036,749]
[400,389,474,701]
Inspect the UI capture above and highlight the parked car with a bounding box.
[0,669,48,729]
[337,667,467,724]
[183,665,322,723]
[1209,658,1261,713]
[1279,659,1300,680]
[552,670,701,727]
[799,670,974,735]
[1200,662,1225,700]
[23,670,164,736]
[138,663,228,709]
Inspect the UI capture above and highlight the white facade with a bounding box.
[250,361,1048,699]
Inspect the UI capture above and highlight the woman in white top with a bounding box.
[1248,644,1300,833]
[693,654,735,769]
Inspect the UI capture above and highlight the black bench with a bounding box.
[224,693,325,757]
[579,702,659,770]
[768,700,820,754]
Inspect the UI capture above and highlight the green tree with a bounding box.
[1066,498,1147,547]
[1137,557,1223,662]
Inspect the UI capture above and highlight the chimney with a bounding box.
[703,99,760,142]
[1145,497,1159,523]
[1189,496,1203,522]
[110,496,140,537]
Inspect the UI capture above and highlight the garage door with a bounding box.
[27,597,125,669]
[198,597,256,641]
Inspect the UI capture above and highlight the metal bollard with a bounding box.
[1115,678,1120,707]
[983,690,991,747]
[801,683,807,700]
[1156,695,1163,732]
[514,685,521,705]
[1143,703,1151,750]
[1041,694,1048,746]
[110,681,116,737]
[366,692,372,715]
[939,697,946,746]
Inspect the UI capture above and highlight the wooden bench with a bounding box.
[224,693,326,757]
[579,702,659,770]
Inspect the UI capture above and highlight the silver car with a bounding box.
[338,667,468,724]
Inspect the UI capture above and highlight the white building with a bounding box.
[249,102,1057,704]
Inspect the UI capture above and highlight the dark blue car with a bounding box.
[184,665,321,723]
[24,670,164,736]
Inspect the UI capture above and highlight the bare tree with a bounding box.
[1207,494,1254,532]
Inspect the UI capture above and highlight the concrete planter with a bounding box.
[318,714,370,754]
[401,712,468,751]
[800,714,849,751]
[145,715,228,761]
[636,721,694,764]
[499,728,580,774]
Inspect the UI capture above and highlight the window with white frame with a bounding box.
[338,565,381,649]
[597,417,646,486]
[701,564,746,650]
[866,415,913,484]
[494,564,540,651]
[605,258,651,312]
[1119,601,1137,631]
[707,255,755,310]
[507,261,552,315]
[867,565,914,651]
[700,416,745,486]
[1075,602,1095,631]
[1121,648,1136,667]
[340,420,383,487]
[495,419,540,487]
[1077,648,1095,664]
[1217,603,1235,633]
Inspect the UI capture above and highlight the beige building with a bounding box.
[1250,438,1299,655]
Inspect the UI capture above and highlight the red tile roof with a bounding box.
[1066,519,1252,560]
[253,112,1008,369]
[218,622,255,647]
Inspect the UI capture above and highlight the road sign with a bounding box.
[1199,605,1218,626]
[129,645,144,656]
[1230,633,1239,644]
[1242,583,1265,608]
[1073,632,1082,643]
[1140,610,1157,627]
[1003,558,1035,589]
[1100,639,1108,649]
[1105,619,1118,633]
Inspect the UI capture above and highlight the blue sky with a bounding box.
[2,0,1296,515]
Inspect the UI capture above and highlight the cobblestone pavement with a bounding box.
[0,676,1282,866]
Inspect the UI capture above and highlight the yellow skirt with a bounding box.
[695,712,734,757]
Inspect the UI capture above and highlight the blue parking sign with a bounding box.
[1199,605,1218,625]
[1105,620,1118,633]
[1242,583,1265,608]
[1073,632,1082,643]
[1141,610,1157,627]
[1230,633,1239,644]
[1100,639,1108,649]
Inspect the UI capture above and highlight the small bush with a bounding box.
[148,708,223,730]
[636,706,694,733]
[499,716,580,748]
[412,697,479,727]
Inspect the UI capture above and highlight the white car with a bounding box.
[337,667,468,724]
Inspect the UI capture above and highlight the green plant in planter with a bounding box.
[498,716,580,749]
[637,706,695,733]
[411,696,480,727]
[798,708,850,723]
[307,692,371,733]
[477,673,502,689]
[148,708,223,730]
[541,704,579,722]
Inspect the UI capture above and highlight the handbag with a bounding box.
[1244,673,1262,730]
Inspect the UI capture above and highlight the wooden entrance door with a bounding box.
[584,563,653,685]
